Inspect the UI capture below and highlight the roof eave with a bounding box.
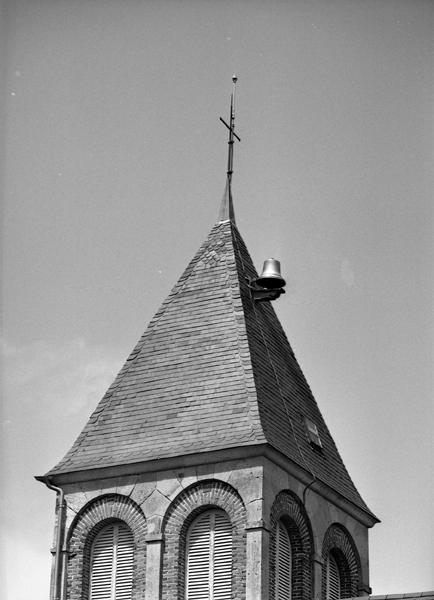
[38,442,378,528]
[261,445,380,527]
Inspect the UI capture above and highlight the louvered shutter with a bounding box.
[90,522,134,600]
[326,553,341,600]
[115,525,134,600]
[211,511,232,600]
[90,526,114,600]
[186,510,232,600]
[186,512,212,600]
[275,520,292,600]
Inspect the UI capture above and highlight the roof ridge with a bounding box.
[229,224,309,472]
[220,224,265,442]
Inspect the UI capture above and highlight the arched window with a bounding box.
[90,521,134,600]
[321,524,360,599]
[269,492,313,600]
[325,552,341,600]
[185,509,232,600]
[275,519,292,599]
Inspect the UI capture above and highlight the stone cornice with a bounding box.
[41,443,378,528]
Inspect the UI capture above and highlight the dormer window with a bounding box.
[305,417,322,448]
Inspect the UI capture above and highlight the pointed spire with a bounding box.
[44,216,377,521]
[219,75,240,223]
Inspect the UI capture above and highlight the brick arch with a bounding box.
[321,523,361,598]
[161,479,246,600]
[66,494,147,600]
[269,490,314,600]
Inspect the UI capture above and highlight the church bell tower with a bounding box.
[37,79,378,600]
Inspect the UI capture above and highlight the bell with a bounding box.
[256,258,286,290]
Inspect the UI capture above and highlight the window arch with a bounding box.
[321,524,361,599]
[89,521,134,600]
[66,494,146,600]
[185,509,232,600]
[275,519,292,600]
[161,479,246,600]
[269,491,313,600]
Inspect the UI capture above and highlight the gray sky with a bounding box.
[1,1,433,598]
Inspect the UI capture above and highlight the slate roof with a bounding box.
[48,216,375,518]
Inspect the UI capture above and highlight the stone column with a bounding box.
[145,534,163,600]
[311,551,324,600]
[245,521,270,600]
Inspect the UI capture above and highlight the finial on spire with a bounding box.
[219,75,241,223]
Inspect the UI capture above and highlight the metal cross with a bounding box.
[220,75,241,182]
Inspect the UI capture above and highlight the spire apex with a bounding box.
[219,76,241,223]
